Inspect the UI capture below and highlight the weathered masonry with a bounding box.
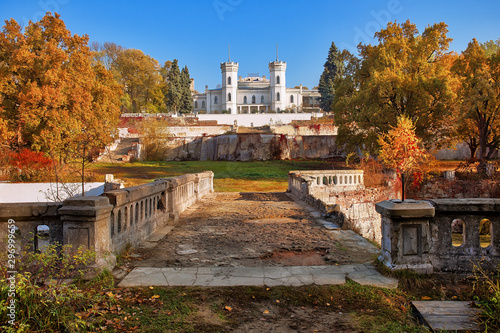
[288,170,393,244]
[0,172,213,269]
[376,199,500,273]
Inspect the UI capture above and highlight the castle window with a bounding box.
[228,108,231,113]
[261,95,264,103]
[195,101,198,108]
[228,93,231,101]
[290,95,294,103]
[228,76,231,85]
[244,96,247,104]
[202,101,206,108]
[214,96,218,104]
[277,76,280,84]
[252,95,256,104]
[277,92,280,101]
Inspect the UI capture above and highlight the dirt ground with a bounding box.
[118,192,383,332]
[124,192,379,269]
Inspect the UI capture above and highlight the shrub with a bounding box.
[472,262,500,332]
[6,148,53,182]
[0,242,113,332]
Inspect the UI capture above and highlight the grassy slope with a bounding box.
[89,160,339,192]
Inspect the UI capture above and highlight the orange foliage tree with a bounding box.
[0,13,122,190]
[378,116,433,200]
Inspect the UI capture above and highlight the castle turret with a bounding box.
[221,61,238,114]
[269,61,286,112]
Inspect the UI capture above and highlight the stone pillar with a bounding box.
[59,196,115,270]
[375,200,435,273]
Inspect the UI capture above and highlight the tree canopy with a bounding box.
[332,20,457,154]
[452,38,500,161]
[0,13,122,158]
[318,42,344,112]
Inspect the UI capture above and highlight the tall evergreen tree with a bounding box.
[165,59,182,112]
[318,42,344,112]
[180,65,193,114]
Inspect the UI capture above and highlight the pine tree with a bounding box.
[165,59,182,112]
[318,42,344,112]
[180,65,193,114]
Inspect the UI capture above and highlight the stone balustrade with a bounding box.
[376,199,500,273]
[0,171,214,269]
[288,170,365,202]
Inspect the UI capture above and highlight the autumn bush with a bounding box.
[0,243,113,332]
[6,148,53,182]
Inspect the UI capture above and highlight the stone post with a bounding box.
[58,196,115,270]
[375,200,435,273]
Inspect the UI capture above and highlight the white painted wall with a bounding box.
[197,113,324,127]
[0,183,105,203]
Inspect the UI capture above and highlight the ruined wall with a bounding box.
[409,177,500,199]
[160,134,341,161]
[325,188,396,244]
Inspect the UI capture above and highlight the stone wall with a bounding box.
[288,170,396,244]
[376,199,500,273]
[0,172,214,269]
[160,134,341,161]
[409,177,500,199]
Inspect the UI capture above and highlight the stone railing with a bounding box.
[376,199,500,273]
[288,170,364,202]
[0,171,214,269]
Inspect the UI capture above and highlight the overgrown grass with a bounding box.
[100,283,428,332]
[89,160,340,191]
[472,262,500,332]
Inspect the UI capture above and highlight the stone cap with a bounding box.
[430,198,500,213]
[376,199,435,218]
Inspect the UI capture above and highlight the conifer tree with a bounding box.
[318,42,344,112]
[180,65,193,114]
[165,59,182,112]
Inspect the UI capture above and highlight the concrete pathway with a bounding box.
[118,263,398,289]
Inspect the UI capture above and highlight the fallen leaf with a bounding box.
[276,300,280,303]
[106,292,114,297]
[149,286,154,289]
[225,306,233,312]
[151,295,160,299]
[422,296,432,300]
[326,303,331,306]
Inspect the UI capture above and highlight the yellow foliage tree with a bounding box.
[378,116,433,200]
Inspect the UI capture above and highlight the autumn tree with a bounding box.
[318,42,344,112]
[112,48,165,113]
[0,13,121,190]
[333,20,457,154]
[378,116,433,200]
[452,38,500,163]
[481,38,500,57]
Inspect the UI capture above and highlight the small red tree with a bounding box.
[378,116,433,201]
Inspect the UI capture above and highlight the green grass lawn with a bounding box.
[89,160,340,192]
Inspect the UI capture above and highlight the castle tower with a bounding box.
[220,61,238,114]
[269,61,286,112]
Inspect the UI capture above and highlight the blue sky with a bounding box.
[1,0,499,92]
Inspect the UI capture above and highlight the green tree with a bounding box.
[180,65,193,114]
[333,20,457,154]
[318,42,344,112]
[452,38,500,163]
[165,59,182,112]
[481,38,500,57]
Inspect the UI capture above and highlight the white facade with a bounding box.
[193,59,321,114]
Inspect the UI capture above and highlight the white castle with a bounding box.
[192,58,321,114]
